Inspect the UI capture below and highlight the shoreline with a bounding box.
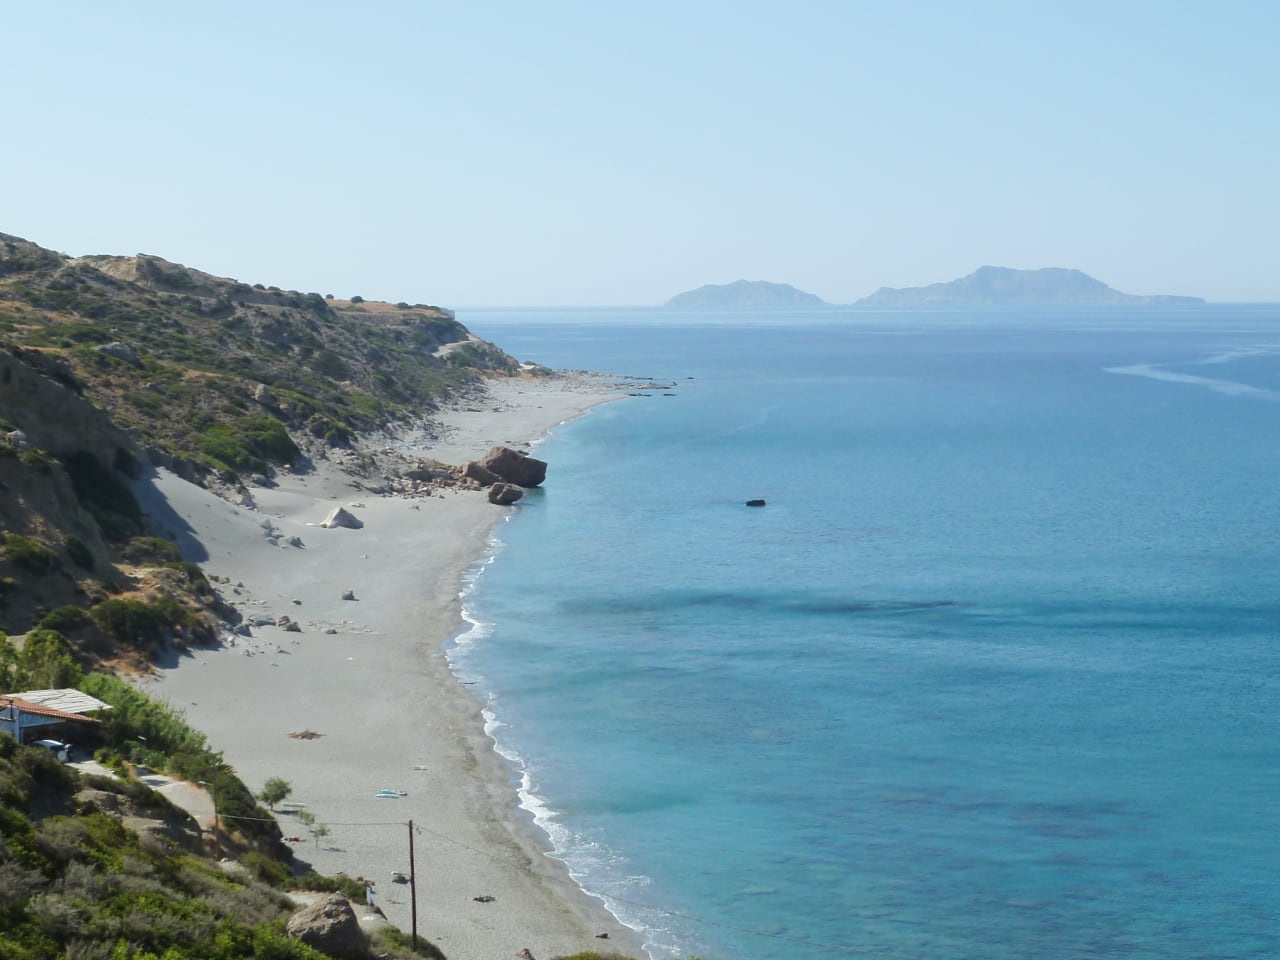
[135,373,647,960]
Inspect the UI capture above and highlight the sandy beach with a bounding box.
[134,374,644,960]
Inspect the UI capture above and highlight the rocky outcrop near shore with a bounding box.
[460,446,548,488]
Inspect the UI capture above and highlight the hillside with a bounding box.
[0,232,638,960]
[856,266,1205,307]
[0,232,534,655]
[664,279,826,309]
[0,233,521,480]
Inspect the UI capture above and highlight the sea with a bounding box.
[445,305,1280,960]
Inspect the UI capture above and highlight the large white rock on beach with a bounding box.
[320,506,364,529]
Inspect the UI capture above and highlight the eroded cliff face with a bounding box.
[0,347,140,475]
[0,347,143,633]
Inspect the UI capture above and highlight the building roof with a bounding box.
[2,688,112,715]
[0,697,99,725]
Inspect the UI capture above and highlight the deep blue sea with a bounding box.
[446,306,1280,960]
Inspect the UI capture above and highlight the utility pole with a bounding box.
[199,776,221,859]
[408,819,419,951]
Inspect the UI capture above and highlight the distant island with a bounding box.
[665,279,826,309]
[856,266,1205,307]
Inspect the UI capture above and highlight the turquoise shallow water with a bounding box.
[447,307,1280,960]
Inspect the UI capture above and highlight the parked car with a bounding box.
[32,739,71,762]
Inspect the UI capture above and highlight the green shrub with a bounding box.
[125,389,167,415]
[310,349,349,381]
[305,415,351,448]
[122,537,182,566]
[89,597,193,647]
[369,926,448,960]
[198,417,298,475]
[18,448,52,473]
[240,851,290,886]
[36,605,93,634]
[291,871,365,900]
[4,533,59,573]
[7,630,83,689]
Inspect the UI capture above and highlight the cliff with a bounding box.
[0,231,525,650]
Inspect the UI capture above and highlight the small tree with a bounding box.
[312,823,331,849]
[258,776,292,811]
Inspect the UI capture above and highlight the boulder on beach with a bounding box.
[479,446,547,487]
[456,460,501,487]
[320,506,364,529]
[488,482,524,505]
[286,894,369,960]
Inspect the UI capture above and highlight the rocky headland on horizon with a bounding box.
[664,278,827,309]
[665,266,1205,310]
[855,265,1206,307]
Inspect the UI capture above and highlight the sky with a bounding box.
[5,2,1278,305]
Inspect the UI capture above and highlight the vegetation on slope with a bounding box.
[0,232,520,479]
[0,633,449,960]
[0,230,522,650]
[0,232,639,960]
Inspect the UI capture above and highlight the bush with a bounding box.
[89,597,193,647]
[291,872,365,900]
[309,350,349,381]
[198,417,299,475]
[122,537,182,566]
[36,606,93,635]
[18,449,52,473]
[4,534,59,574]
[240,851,290,886]
[369,926,448,960]
[305,416,351,448]
[7,630,83,689]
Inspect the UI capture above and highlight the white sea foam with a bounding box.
[1104,363,1280,398]
[446,536,504,670]
[447,534,669,956]
[505,751,679,959]
[1193,342,1280,365]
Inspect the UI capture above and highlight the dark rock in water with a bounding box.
[488,482,524,505]
[745,499,766,507]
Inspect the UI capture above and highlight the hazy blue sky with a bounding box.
[5,2,1277,305]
